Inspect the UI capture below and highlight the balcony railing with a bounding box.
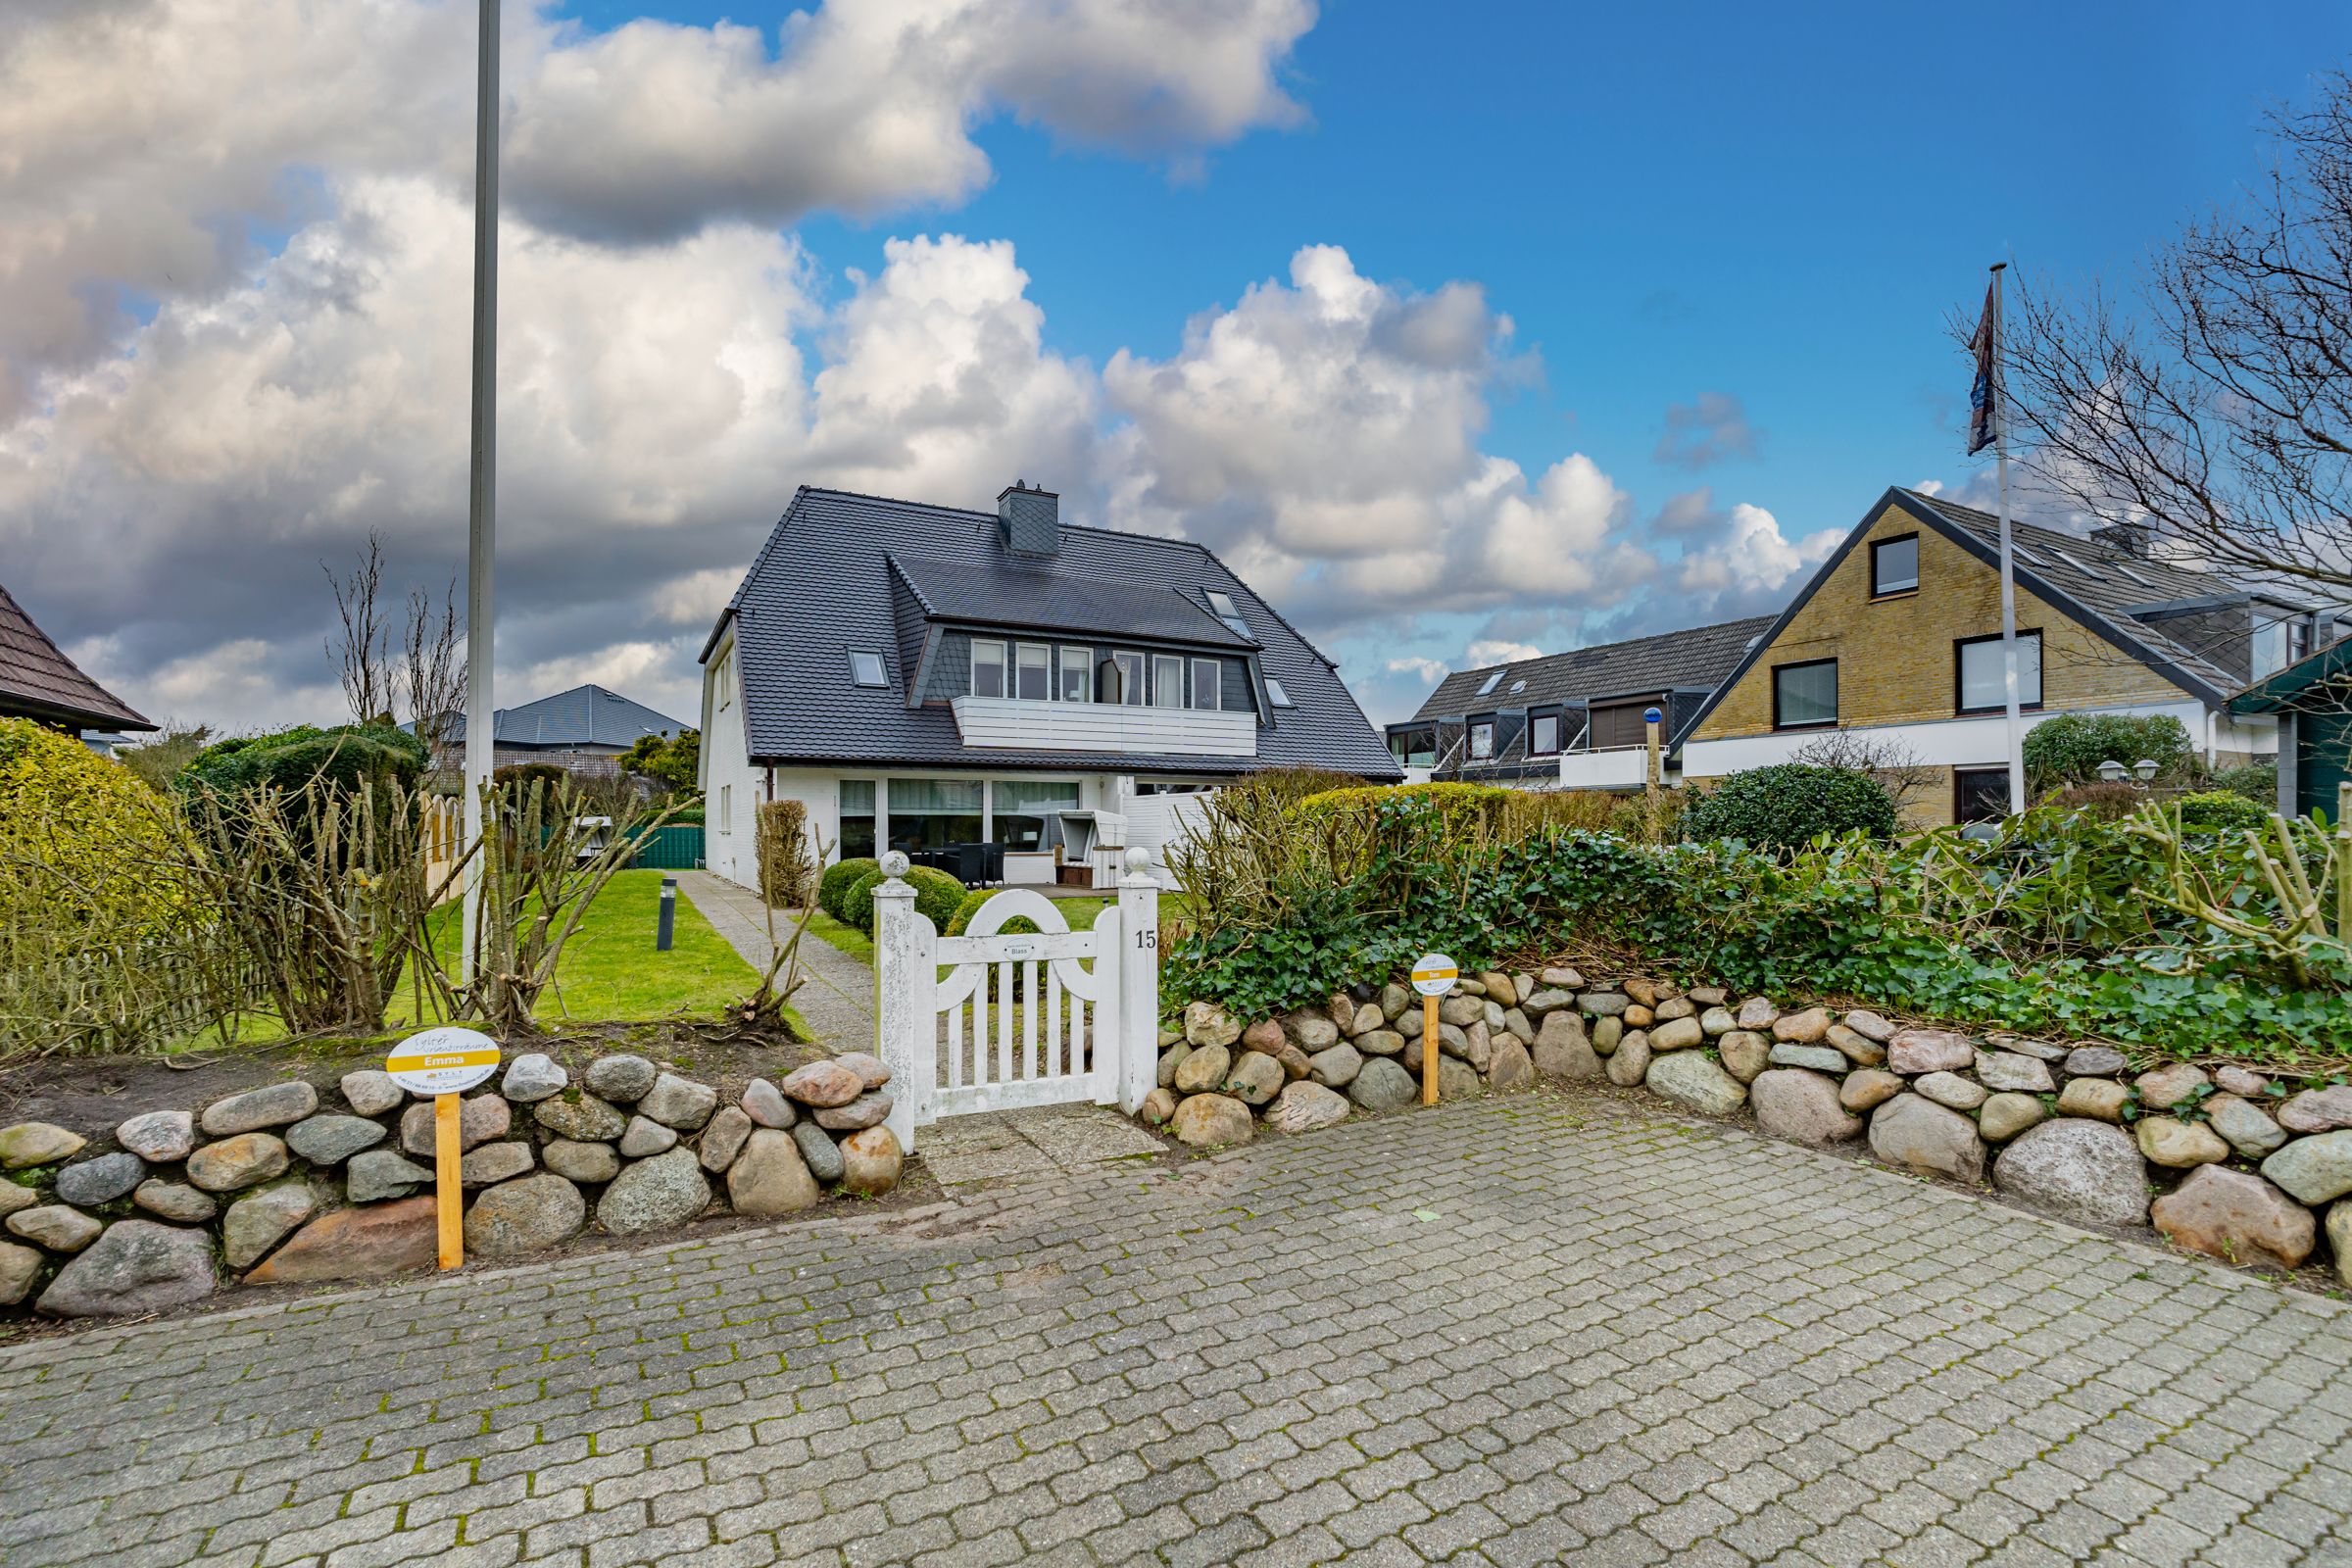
[950,695,1257,757]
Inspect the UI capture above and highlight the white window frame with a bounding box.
[1152,654,1186,709]
[719,784,733,833]
[1014,642,1052,702]
[1189,658,1220,712]
[1057,645,1093,704]
[970,639,1007,700]
[1957,631,2043,713]
[849,650,887,688]
[1529,712,1559,756]
[1102,649,1146,705]
[714,647,733,710]
[1265,676,1293,709]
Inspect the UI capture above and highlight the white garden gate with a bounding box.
[870,849,1159,1152]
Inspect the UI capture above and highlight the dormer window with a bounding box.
[1469,719,1495,760]
[849,651,888,688]
[971,639,1006,699]
[1190,658,1221,711]
[1015,642,1052,701]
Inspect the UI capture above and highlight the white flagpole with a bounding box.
[1989,261,2026,816]
[460,0,500,983]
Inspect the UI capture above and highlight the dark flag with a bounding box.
[1967,274,2000,455]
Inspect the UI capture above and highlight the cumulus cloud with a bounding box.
[1464,639,1543,666]
[0,0,1317,406]
[1654,391,1760,470]
[1385,656,1450,685]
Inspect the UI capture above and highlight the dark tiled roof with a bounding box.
[715,486,1400,778]
[439,684,687,750]
[0,582,153,731]
[1406,616,1779,723]
[1903,490,2296,692]
[886,554,1254,649]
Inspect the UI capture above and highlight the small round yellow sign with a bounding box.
[1409,954,1458,999]
[385,1026,501,1096]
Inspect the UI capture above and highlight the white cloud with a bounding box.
[0,0,1317,406]
[1463,639,1543,666]
[1384,656,1449,684]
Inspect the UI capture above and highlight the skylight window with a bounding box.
[1204,590,1241,617]
[2111,561,2158,588]
[1477,670,1505,696]
[1509,679,1527,694]
[1266,677,1294,708]
[849,651,888,688]
[1220,616,1250,638]
[2053,548,2104,580]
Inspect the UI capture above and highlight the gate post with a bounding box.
[1114,848,1160,1115]
[871,853,932,1152]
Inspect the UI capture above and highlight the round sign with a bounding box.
[386,1026,501,1096]
[1409,953,1459,999]
[1642,706,1663,724]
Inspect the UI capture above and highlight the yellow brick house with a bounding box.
[1677,487,2324,825]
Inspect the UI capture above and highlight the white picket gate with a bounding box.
[871,848,1159,1152]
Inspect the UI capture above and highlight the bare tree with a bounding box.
[324,534,395,725]
[1789,729,1938,813]
[1988,72,2352,595]
[402,573,466,761]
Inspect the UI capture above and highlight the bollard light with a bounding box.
[2096,759,2127,783]
[657,875,676,952]
[2133,759,2160,782]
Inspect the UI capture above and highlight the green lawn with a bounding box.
[402,869,763,1026]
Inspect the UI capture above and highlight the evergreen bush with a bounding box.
[841,867,888,932]
[2175,790,2272,832]
[817,857,878,919]
[1682,764,1898,851]
[2021,712,2194,789]
[904,866,967,931]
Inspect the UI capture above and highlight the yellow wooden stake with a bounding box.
[1422,994,1439,1106]
[435,1091,463,1270]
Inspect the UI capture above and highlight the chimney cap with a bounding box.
[998,479,1057,501]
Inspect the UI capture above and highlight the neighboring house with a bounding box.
[0,581,155,744]
[2228,631,2352,820]
[1385,616,1777,790]
[698,481,1400,891]
[1678,486,2325,826]
[421,683,687,777]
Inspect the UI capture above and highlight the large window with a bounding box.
[1529,711,1561,756]
[838,780,876,860]
[1189,658,1221,711]
[886,778,982,854]
[1390,727,1436,766]
[970,640,1006,699]
[1772,660,1838,730]
[1152,654,1185,708]
[1954,767,2011,825]
[1469,719,1494,760]
[1955,631,2043,713]
[1871,535,1920,598]
[993,779,1081,852]
[1057,645,1093,704]
[1014,643,1051,701]
[1099,650,1146,705]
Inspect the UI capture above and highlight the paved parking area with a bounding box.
[3,1091,2350,1568]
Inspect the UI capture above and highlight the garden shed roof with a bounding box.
[0,581,154,732]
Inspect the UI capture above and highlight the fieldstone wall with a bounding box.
[0,1050,906,1319]
[1149,969,2352,1288]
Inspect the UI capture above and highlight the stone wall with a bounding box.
[1147,970,2352,1287]
[0,1051,906,1319]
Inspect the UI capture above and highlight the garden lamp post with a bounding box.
[459,0,500,983]
[2133,759,2160,783]
[2097,760,2127,784]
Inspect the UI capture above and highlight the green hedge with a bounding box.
[1683,763,1897,852]
[905,866,966,931]
[180,722,427,799]
[2176,791,2272,832]
[2023,712,2194,790]
[839,867,888,932]
[817,858,878,919]
[945,887,1040,939]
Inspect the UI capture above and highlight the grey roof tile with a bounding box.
[0,581,154,731]
[1405,615,1779,723]
[715,487,1399,778]
[441,683,687,750]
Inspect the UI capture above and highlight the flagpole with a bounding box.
[460,0,500,984]
[1989,261,2026,815]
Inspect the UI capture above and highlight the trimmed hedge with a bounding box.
[945,887,1041,938]
[2176,790,2273,832]
[817,858,878,919]
[1683,763,1897,851]
[2022,712,2194,790]
[180,722,427,799]
[904,866,967,931]
[840,868,888,932]
[1298,781,1511,833]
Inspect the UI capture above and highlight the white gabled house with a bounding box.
[697,482,1399,891]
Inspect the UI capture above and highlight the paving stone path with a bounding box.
[4,1093,2350,1568]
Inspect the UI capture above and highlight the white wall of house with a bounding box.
[699,630,759,888]
[1680,697,2277,778]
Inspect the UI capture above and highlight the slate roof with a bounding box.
[0,581,154,732]
[1678,487,2317,742]
[437,683,687,750]
[1404,616,1780,723]
[710,486,1401,779]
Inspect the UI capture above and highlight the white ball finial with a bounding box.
[880,850,910,877]
[1124,846,1152,873]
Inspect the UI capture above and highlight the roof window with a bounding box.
[849,651,888,688]
[2053,547,2104,580]
[1266,677,1294,708]
[1476,670,1505,696]
[1205,590,1241,617]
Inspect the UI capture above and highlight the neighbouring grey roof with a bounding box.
[1404,615,1780,724]
[713,486,1401,778]
[885,553,1255,649]
[437,684,687,751]
[1904,490,2301,692]
[0,581,154,732]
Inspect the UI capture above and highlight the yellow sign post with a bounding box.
[385,1027,501,1270]
[1409,953,1458,1107]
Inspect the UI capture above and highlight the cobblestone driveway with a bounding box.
[4,1093,2350,1568]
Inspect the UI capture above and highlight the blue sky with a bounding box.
[10,0,2350,730]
